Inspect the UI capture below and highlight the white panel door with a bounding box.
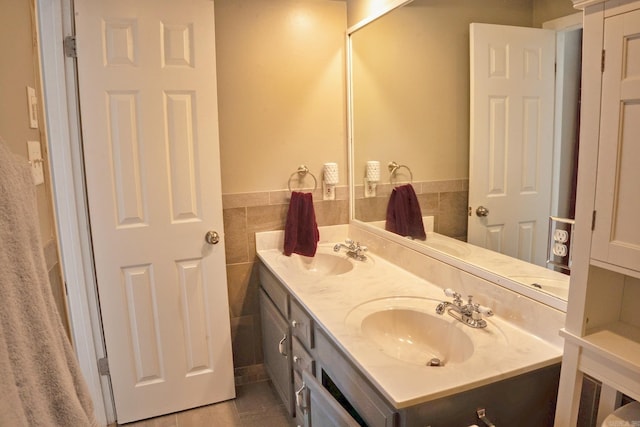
[591,9,640,274]
[74,0,235,422]
[469,23,556,266]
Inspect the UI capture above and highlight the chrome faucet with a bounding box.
[435,288,493,328]
[333,239,368,261]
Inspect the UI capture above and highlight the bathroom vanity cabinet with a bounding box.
[556,1,640,425]
[259,265,376,426]
[259,264,560,427]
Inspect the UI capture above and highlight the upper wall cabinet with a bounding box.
[591,8,640,277]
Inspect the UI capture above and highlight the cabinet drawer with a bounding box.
[315,328,396,427]
[292,337,314,376]
[290,298,314,349]
[259,265,289,317]
[302,370,360,427]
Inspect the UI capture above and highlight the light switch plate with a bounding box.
[27,86,38,129]
[27,140,44,185]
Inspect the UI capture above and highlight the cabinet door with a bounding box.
[294,372,308,427]
[592,9,640,273]
[300,370,360,427]
[259,289,293,415]
[315,329,396,427]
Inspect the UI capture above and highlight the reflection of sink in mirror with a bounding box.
[510,276,570,300]
[369,219,470,257]
[277,252,354,276]
[369,216,435,234]
[424,232,471,258]
[361,308,474,366]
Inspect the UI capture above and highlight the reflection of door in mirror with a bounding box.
[469,22,582,269]
[351,0,581,272]
[468,23,555,267]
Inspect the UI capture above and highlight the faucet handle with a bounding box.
[345,238,354,245]
[357,245,368,252]
[476,304,493,316]
[444,288,461,298]
[444,288,463,304]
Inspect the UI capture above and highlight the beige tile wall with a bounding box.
[354,179,469,241]
[223,186,349,384]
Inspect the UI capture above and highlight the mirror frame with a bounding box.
[346,0,575,312]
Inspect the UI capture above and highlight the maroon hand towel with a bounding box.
[385,184,426,240]
[284,191,320,257]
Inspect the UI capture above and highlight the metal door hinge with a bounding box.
[601,49,606,72]
[97,357,110,376]
[64,36,77,58]
[591,210,597,230]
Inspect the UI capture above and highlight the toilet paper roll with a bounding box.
[323,162,339,185]
[366,161,380,182]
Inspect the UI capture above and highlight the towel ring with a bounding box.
[388,161,413,184]
[287,165,317,192]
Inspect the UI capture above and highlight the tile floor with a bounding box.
[115,381,296,427]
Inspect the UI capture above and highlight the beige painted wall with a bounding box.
[347,0,406,28]
[350,0,578,186]
[348,0,577,28]
[0,0,55,242]
[215,0,348,194]
[533,0,578,27]
[0,0,69,335]
[352,0,533,183]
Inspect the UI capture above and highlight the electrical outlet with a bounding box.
[553,243,568,257]
[363,178,377,198]
[553,229,569,243]
[322,182,335,201]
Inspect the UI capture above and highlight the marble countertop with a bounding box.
[256,228,563,409]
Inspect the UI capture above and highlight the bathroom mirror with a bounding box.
[348,0,582,310]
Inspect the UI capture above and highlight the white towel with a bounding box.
[0,140,98,426]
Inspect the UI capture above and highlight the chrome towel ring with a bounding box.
[388,161,413,184]
[287,165,317,192]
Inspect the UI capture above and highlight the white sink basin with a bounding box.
[277,252,354,276]
[345,297,476,366]
[360,308,474,366]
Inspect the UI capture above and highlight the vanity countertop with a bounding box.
[256,227,563,409]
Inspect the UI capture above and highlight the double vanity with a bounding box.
[257,225,564,427]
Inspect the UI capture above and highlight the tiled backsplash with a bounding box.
[222,186,349,384]
[354,178,468,241]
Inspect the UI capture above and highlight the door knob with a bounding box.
[205,231,220,245]
[475,206,489,217]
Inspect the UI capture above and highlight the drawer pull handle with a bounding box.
[278,335,287,356]
[295,383,307,411]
